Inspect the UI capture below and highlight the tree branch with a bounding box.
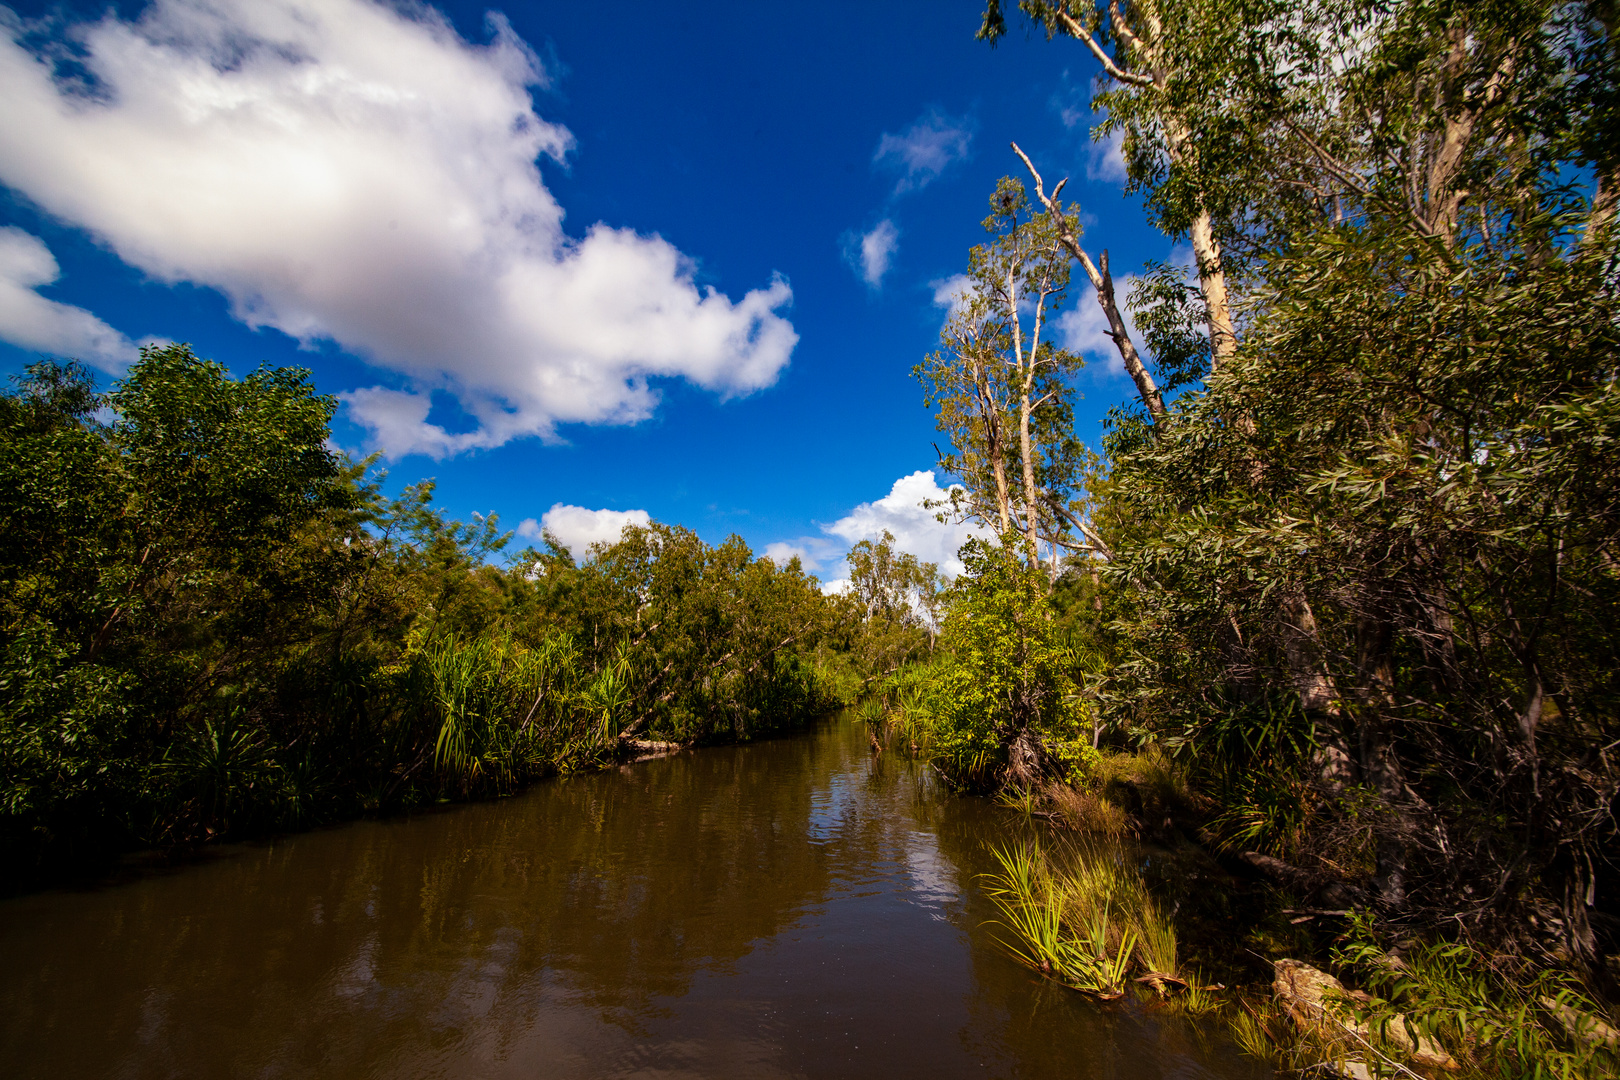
[1011,143,1166,423]
[1053,7,1157,88]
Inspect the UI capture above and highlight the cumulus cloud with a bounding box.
[873,108,974,195]
[762,539,838,571]
[0,228,138,369]
[0,0,797,458]
[766,472,988,593]
[844,219,899,288]
[824,470,990,580]
[518,503,650,561]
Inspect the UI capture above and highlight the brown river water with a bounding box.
[0,713,1267,1080]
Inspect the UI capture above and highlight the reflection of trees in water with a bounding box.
[1,734,837,1078]
[0,718,1270,1080]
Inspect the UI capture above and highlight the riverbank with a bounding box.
[4,696,847,900]
[954,740,1620,1080]
[2,351,864,886]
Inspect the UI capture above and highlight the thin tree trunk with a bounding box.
[1011,144,1166,423]
[1082,247,1165,421]
[1187,209,1236,367]
[1018,382,1040,562]
[1280,593,1336,711]
[1361,721,1409,909]
[1005,264,1042,564]
[1352,613,1411,910]
[973,358,1013,532]
[1157,68,1237,366]
[1585,170,1615,248]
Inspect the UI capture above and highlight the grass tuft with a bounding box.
[981,837,1185,1001]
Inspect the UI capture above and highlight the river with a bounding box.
[1,713,1266,1079]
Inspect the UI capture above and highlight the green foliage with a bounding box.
[903,537,1085,789]
[1101,222,1620,942]
[1126,261,1210,394]
[977,0,1620,969]
[0,345,350,857]
[838,530,941,678]
[0,347,848,868]
[507,521,843,744]
[981,838,1181,999]
[915,178,1090,563]
[416,630,635,789]
[1332,921,1620,1079]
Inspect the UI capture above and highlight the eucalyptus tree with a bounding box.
[917,281,1018,536]
[975,0,1620,960]
[912,183,1103,789]
[981,0,1257,369]
[916,179,1096,571]
[985,0,1618,327]
[841,531,943,669]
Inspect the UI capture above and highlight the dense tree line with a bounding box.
[900,0,1618,992]
[0,346,857,870]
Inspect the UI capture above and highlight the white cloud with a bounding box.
[845,219,898,288]
[763,540,826,570]
[1050,84,1129,188]
[1056,277,1144,381]
[0,228,138,369]
[873,108,973,195]
[765,471,990,594]
[1054,99,1087,132]
[1085,126,1129,186]
[824,470,989,580]
[521,503,650,561]
[0,0,797,458]
[762,536,847,573]
[762,541,807,565]
[930,273,975,319]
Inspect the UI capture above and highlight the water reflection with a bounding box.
[1,715,1265,1080]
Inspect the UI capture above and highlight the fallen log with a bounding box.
[622,738,686,761]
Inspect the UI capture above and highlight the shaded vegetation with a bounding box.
[892,0,1620,1071]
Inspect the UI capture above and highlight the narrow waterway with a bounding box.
[1,714,1265,1079]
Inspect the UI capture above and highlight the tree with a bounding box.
[982,0,1254,369]
[917,179,1098,572]
[0,345,349,854]
[509,522,841,742]
[980,0,1620,968]
[921,537,1082,790]
[841,531,942,672]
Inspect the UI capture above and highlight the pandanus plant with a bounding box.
[427,633,511,782]
[165,703,276,836]
[578,643,634,749]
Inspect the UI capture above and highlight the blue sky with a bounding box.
[0,0,1172,583]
